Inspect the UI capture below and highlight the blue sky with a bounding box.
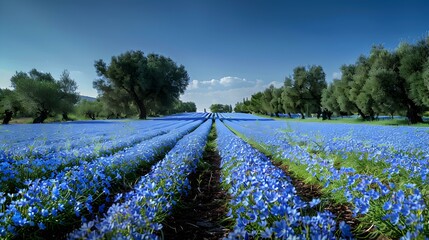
[1,0,428,112]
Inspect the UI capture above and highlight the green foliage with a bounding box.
[75,99,104,120]
[58,70,80,115]
[321,81,341,115]
[210,103,232,113]
[170,100,197,114]
[321,38,429,123]
[8,69,79,123]
[234,98,251,113]
[94,50,189,119]
[281,65,327,119]
[0,88,25,117]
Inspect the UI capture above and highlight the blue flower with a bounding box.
[389,212,400,225]
[339,221,353,238]
[41,208,49,218]
[383,201,392,211]
[38,222,46,230]
[273,220,293,238]
[260,227,273,238]
[309,198,321,208]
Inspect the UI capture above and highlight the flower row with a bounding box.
[216,119,339,239]
[223,118,428,238]
[69,119,212,239]
[0,120,190,193]
[0,120,203,239]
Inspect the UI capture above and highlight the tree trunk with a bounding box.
[128,89,147,119]
[316,108,322,119]
[321,109,332,120]
[33,110,49,123]
[354,106,367,120]
[2,110,13,124]
[327,111,333,120]
[300,111,305,119]
[406,102,423,124]
[288,112,292,118]
[275,112,280,118]
[137,101,147,119]
[369,110,375,121]
[62,112,70,121]
[86,112,96,120]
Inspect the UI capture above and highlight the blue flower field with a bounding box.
[0,112,427,239]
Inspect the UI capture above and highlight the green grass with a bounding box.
[254,113,429,127]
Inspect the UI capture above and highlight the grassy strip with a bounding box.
[254,113,429,127]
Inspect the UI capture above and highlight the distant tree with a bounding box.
[235,36,429,124]
[210,104,231,113]
[58,70,80,121]
[234,98,251,113]
[234,102,243,113]
[397,41,429,123]
[10,69,79,123]
[250,92,264,113]
[93,80,135,118]
[261,86,275,115]
[94,50,189,119]
[280,66,326,119]
[270,86,283,117]
[0,88,24,124]
[321,41,428,123]
[234,102,246,113]
[365,46,403,118]
[281,77,298,118]
[349,56,375,120]
[259,85,283,117]
[321,82,340,117]
[286,67,307,118]
[335,65,363,116]
[76,99,104,120]
[423,60,429,106]
[170,100,197,114]
[307,65,327,118]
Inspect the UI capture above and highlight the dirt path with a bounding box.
[162,125,230,239]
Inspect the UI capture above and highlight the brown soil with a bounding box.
[161,136,230,239]
[273,161,362,236]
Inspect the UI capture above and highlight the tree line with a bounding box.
[235,37,429,124]
[0,51,196,124]
[0,69,80,124]
[209,104,233,113]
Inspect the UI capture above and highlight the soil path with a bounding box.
[162,125,230,239]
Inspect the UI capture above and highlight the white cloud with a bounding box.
[333,72,342,80]
[188,79,199,90]
[200,79,218,86]
[187,76,255,93]
[219,76,246,86]
[181,77,284,112]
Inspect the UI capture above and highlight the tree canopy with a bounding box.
[321,39,429,123]
[93,50,190,119]
[7,69,79,123]
[235,37,429,124]
[210,104,232,113]
[171,101,197,114]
